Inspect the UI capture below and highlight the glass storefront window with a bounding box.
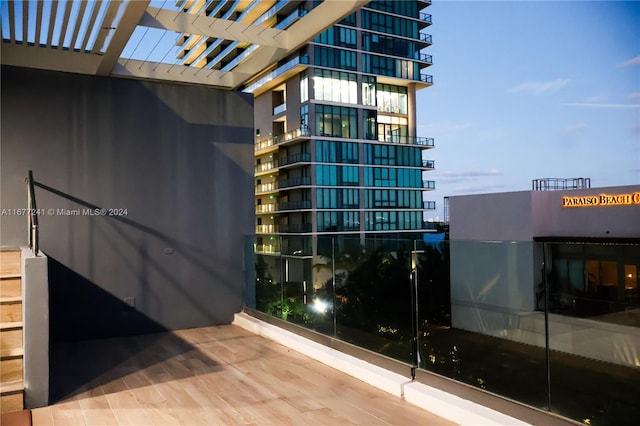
[548,243,640,317]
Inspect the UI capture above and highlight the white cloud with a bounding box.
[585,94,607,102]
[435,169,503,184]
[419,122,476,136]
[560,122,587,135]
[449,184,509,194]
[626,92,640,101]
[618,56,640,67]
[562,103,640,109]
[507,78,570,95]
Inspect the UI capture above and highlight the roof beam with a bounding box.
[69,1,88,50]
[22,0,28,44]
[8,0,15,43]
[95,1,150,75]
[140,7,288,49]
[80,0,102,52]
[0,43,101,74]
[34,0,43,46]
[233,0,369,80]
[112,59,252,88]
[57,0,74,48]
[91,0,122,54]
[46,0,57,47]
[284,0,370,53]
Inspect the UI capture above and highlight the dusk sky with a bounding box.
[6,0,635,222]
[419,1,640,220]
[120,0,640,221]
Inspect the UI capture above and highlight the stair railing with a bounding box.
[25,170,39,256]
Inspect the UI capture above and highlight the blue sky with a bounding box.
[418,0,640,220]
[4,0,635,223]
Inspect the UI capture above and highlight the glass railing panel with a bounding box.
[251,236,335,335]
[243,54,309,94]
[334,237,414,364]
[422,180,435,189]
[273,103,287,115]
[253,237,284,319]
[544,242,640,425]
[244,236,640,425]
[244,235,257,309]
[418,240,548,410]
[420,12,432,23]
[276,236,336,335]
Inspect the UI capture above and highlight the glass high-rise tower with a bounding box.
[176,0,435,257]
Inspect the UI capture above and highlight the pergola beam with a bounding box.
[0,0,369,90]
[95,1,150,75]
[112,59,252,88]
[233,0,369,80]
[0,43,101,74]
[140,7,289,49]
[91,1,123,54]
[80,0,102,52]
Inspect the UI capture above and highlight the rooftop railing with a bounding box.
[247,236,640,426]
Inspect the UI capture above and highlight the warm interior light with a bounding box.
[312,299,328,314]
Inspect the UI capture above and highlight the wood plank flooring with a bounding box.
[34,325,456,425]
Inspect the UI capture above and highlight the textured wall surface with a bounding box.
[1,66,254,339]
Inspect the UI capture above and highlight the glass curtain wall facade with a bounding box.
[176,0,435,256]
[251,0,435,257]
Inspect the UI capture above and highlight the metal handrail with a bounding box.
[25,170,40,256]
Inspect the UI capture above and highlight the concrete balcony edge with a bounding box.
[233,312,529,426]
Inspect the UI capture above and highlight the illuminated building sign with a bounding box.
[562,192,640,208]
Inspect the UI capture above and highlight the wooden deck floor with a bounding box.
[33,325,456,425]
